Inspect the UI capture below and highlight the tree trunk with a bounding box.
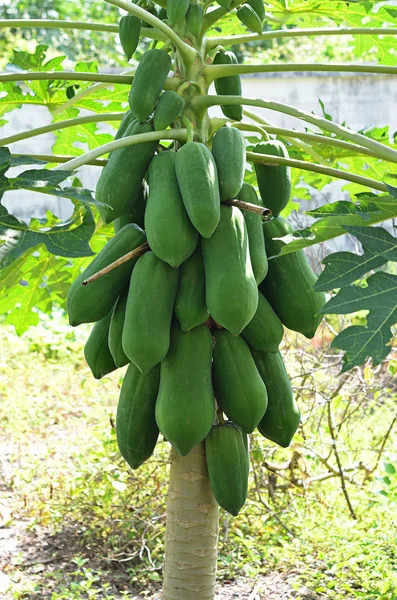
[162,441,219,600]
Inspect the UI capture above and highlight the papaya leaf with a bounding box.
[314,249,387,292]
[344,226,397,262]
[322,272,397,372]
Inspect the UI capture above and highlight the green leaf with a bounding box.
[344,226,397,262]
[323,272,397,372]
[314,249,387,292]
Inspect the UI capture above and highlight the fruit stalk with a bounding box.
[163,442,219,600]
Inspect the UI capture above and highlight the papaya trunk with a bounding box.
[162,441,219,600]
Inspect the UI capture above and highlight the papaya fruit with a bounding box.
[119,14,141,60]
[116,362,160,470]
[84,311,117,380]
[145,152,198,267]
[174,246,209,332]
[242,291,284,353]
[67,224,146,327]
[216,0,232,8]
[175,142,220,238]
[212,330,268,433]
[153,91,185,131]
[237,3,263,35]
[155,323,215,456]
[247,0,265,22]
[201,205,258,335]
[113,183,146,232]
[212,126,245,202]
[129,49,171,122]
[108,290,129,368]
[205,421,249,516]
[236,183,268,284]
[213,51,243,122]
[166,0,190,25]
[122,251,179,373]
[260,217,326,338]
[113,111,136,145]
[252,350,300,448]
[97,120,157,224]
[252,140,291,217]
[186,3,203,38]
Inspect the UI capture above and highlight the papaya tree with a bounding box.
[1,1,397,598]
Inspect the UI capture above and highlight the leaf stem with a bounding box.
[0,113,124,146]
[192,95,397,163]
[207,27,397,49]
[102,0,196,64]
[225,199,271,217]
[10,153,108,167]
[53,129,187,171]
[0,71,181,89]
[247,151,387,192]
[82,242,150,286]
[205,63,397,82]
[0,18,167,42]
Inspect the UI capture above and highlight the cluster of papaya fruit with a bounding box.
[67,1,326,517]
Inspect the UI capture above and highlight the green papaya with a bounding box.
[237,4,263,35]
[97,120,157,224]
[113,111,136,144]
[108,290,129,368]
[186,3,203,38]
[122,251,179,373]
[202,205,258,335]
[158,7,168,20]
[67,224,146,327]
[260,217,326,338]
[216,0,232,8]
[205,421,249,516]
[252,140,291,217]
[242,291,283,353]
[116,362,160,470]
[175,142,220,238]
[166,0,190,25]
[212,126,245,202]
[119,14,141,60]
[213,51,243,122]
[247,0,265,22]
[129,49,171,122]
[145,152,198,268]
[252,350,300,448]
[174,246,209,332]
[84,312,117,380]
[113,183,147,232]
[236,183,268,284]
[213,330,268,433]
[153,91,185,131]
[155,324,215,456]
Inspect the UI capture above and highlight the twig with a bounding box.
[248,580,263,600]
[368,413,397,476]
[327,401,357,519]
[252,461,295,536]
[224,199,272,217]
[81,242,150,286]
[21,555,72,568]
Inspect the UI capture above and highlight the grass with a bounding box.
[0,314,396,599]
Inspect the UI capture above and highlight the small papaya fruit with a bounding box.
[252,350,300,448]
[202,205,258,335]
[97,120,156,224]
[153,91,185,131]
[116,362,160,469]
[129,49,171,122]
[112,111,136,146]
[67,224,146,326]
[108,290,129,368]
[212,330,268,433]
[237,183,268,284]
[113,183,147,232]
[119,14,141,60]
[205,421,249,516]
[212,126,245,202]
[247,0,265,22]
[216,0,232,8]
[260,217,326,339]
[242,291,284,353]
[237,3,263,35]
[84,311,117,379]
[186,3,203,38]
[213,51,243,122]
[175,142,220,238]
[252,140,291,217]
[155,323,215,456]
[166,0,190,25]
[174,246,209,332]
[145,151,198,267]
[122,251,179,373]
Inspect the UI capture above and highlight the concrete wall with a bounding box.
[2,72,396,255]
